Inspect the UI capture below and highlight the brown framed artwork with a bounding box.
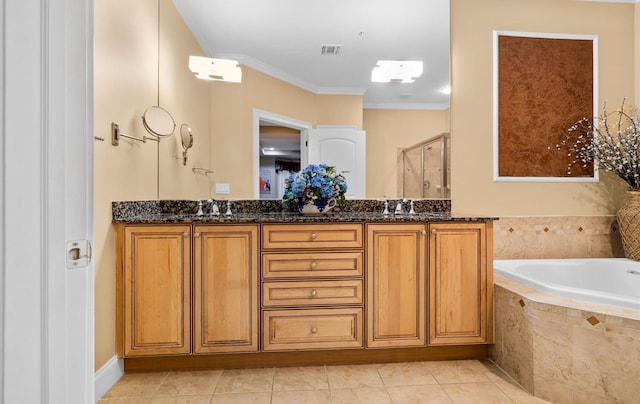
[493,31,598,182]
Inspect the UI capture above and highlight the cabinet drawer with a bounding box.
[262,224,363,249]
[262,252,363,279]
[263,280,363,307]
[262,308,363,351]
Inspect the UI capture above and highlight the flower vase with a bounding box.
[298,199,337,216]
[617,191,640,261]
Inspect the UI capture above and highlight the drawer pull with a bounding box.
[310,233,317,240]
[310,289,317,297]
[311,327,317,334]
[310,262,317,269]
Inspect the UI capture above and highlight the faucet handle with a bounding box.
[382,200,390,215]
[409,200,416,215]
[225,201,233,216]
[197,200,204,216]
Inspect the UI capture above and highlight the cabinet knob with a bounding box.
[311,327,317,334]
[193,232,200,237]
[183,232,190,238]
[310,262,317,269]
[311,289,317,297]
[422,230,427,235]
[310,233,317,240]
[431,229,437,234]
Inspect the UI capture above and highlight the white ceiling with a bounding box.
[172,0,450,110]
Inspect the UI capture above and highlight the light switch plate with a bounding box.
[215,183,230,194]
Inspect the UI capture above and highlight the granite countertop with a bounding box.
[112,199,495,224]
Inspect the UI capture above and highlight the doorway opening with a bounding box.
[252,109,312,199]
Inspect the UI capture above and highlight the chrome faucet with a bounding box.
[395,198,407,214]
[208,199,220,216]
[382,200,390,215]
[225,200,233,216]
[196,200,204,216]
[409,200,416,215]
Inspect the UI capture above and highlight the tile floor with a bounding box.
[99,359,550,403]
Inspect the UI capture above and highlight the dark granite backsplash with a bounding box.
[110,197,498,223]
[113,198,450,220]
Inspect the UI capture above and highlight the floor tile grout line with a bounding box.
[103,360,543,402]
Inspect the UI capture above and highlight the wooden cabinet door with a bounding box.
[429,222,492,345]
[194,225,259,353]
[366,224,426,348]
[119,225,192,357]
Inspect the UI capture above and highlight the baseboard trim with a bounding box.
[94,355,123,402]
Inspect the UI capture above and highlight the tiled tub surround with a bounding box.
[494,216,623,260]
[492,275,640,403]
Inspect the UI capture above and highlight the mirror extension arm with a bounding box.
[111,122,159,146]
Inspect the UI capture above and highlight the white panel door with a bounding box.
[3,0,95,402]
[308,128,366,198]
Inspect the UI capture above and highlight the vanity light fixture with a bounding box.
[188,56,242,83]
[371,60,423,83]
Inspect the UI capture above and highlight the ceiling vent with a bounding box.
[321,44,342,55]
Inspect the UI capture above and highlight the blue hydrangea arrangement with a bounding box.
[283,164,348,207]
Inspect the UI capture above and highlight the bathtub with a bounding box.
[492,258,640,402]
[494,258,640,310]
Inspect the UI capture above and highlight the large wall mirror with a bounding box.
[157,0,451,200]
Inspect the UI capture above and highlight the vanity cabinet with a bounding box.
[193,225,259,353]
[428,222,493,345]
[366,224,427,348]
[115,216,494,368]
[116,223,259,357]
[116,224,192,357]
[261,223,364,351]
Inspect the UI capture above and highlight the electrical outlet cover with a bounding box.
[215,183,230,194]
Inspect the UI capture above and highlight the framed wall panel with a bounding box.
[493,31,598,182]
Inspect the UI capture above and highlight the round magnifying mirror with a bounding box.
[142,106,175,138]
[180,124,193,150]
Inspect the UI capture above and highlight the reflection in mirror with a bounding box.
[259,121,302,200]
[142,106,176,138]
[180,124,194,166]
[160,0,451,200]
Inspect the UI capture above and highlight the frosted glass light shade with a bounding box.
[189,56,242,83]
[371,60,423,83]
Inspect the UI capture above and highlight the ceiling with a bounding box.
[172,0,450,110]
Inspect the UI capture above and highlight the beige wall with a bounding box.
[317,95,364,129]
[94,0,209,370]
[157,0,212,199]
[94,0,158,371]
[363,109,449,197]
[450,0,634,216]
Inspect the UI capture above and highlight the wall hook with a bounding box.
[192,165,214,175]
